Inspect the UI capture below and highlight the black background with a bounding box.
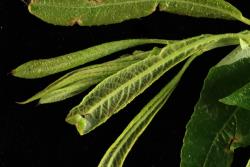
[1,0,250,166]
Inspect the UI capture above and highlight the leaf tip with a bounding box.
[10,66,29,79]
[218,97,234,106]
[65,114,87,136]
[16,100,30,105]
[241,16,250,26]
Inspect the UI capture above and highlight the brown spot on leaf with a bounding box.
[225,136,240,153]
[69,17,83,26]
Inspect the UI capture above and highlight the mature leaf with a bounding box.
[220,81,250,111]
[181,47,250,167]
[66,31,249,135]
[28,0,250,26]
[98,55,196,167]
[12,39,170,79]
[19,49,156,104]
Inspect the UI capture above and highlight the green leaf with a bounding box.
[220,81,250,111]
[12,39,170,79]
[65,31,249,135]
[181,47,250,167]
[98,55,196,167]
[28,0,250,26]
[159,0,250,25]
[18,49,156,104]
[240,38,250,49]
[39,80,97,104]
[247,159,250,167]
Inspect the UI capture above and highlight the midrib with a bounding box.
[202,108,238,167]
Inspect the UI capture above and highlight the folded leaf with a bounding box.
[98,55,196,167]
[19,49,157,104]
[28,0,250,26]
[12,39,170,79]
[181,47,250,167]
[66,31,249,135]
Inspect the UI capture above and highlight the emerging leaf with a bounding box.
[28,0,250,26]
[98,55,196,167]
[66,31,250,135]
[181,47,250,167]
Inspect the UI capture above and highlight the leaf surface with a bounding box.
[66,31,249,135]
[98,55,196,167]
[19,49,155,104]
[219,48,250,111]
[181,47,250,167]
[220,81,250,111]
[12,39,170,79]
[28,0,250,26]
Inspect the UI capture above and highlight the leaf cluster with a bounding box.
[13,0,250,166]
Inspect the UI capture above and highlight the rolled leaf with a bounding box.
[12,39,170,78]
[66,31,250,135]
[181,46,250,167]
[98,55,196,167]
[28,0,250,26]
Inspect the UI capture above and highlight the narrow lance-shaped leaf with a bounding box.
[66,31,250,135]
[98,55,196,167]
[28,0,250,26]
[19,49,158,104]
[12,39,170,79]
[39,79,99,104]
[181,46,250,167]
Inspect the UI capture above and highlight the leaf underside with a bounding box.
[98,55,196,167]
[28,0,250,26]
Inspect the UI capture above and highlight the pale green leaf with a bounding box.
[66,31,249,135]
[246,159,250,167]
[240,38,250,49]
[181,47,250,167]
[28,0,250,26]
[12,39,170,79]
[98,55,196,167]
[39,80,97,104]
[19,49,157,104]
